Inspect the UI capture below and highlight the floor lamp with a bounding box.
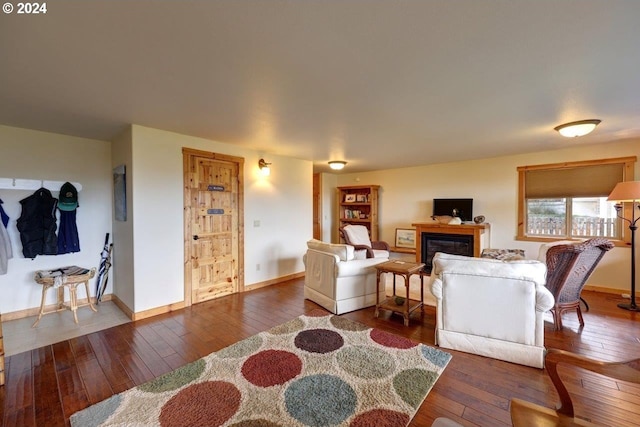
[608,181,640,311]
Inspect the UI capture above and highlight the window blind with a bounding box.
[525,163,624,198]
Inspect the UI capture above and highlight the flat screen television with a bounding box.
[433,198,473,222]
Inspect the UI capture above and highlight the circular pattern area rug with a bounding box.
[70,311,451,427]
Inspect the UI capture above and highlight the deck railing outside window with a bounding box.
[527,216,618,238]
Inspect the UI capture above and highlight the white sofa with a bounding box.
[303,239,388,314]
[429,252,555,368]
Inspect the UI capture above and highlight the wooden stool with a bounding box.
[0,312,5,386]
[33,266,97,327]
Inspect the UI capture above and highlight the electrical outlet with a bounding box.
[254,220,260,227]
[256,263,261,271]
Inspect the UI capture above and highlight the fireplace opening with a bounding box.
[421,232,474,272]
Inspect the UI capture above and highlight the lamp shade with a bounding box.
[607,181,640,202]
[554,119,601,137]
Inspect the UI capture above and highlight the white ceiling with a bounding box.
[1,0,639,173]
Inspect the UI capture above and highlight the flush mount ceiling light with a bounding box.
[258,158,271,176]
[328,161,347,170]
[554,119,601,138]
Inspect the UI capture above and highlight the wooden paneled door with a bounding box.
[183,148,244,306]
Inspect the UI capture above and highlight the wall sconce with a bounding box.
[554,119,601,137]
[328,160,347,170]
[258,158,271,176]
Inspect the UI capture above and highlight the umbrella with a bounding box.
[95,233,113,303]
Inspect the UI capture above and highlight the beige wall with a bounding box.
[127,125,313,313]
[335,138,640,293]
[111,127,134,310]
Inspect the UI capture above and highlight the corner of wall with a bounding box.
[110,126,135,312]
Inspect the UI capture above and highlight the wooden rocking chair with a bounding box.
[510,348,640,426]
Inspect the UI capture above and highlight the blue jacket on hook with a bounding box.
[0,198,8,228]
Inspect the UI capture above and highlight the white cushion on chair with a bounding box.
[342,225,389,259]
[372,249,390,258]
[342,225,372,247]
[307,239,355,261]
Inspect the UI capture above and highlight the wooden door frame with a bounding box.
[183,148,245,307]
[313,173,322,240]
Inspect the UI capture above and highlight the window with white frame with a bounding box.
[517,157,636,242]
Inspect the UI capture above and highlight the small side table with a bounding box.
[375,260,426,326]
[33,266,97,327]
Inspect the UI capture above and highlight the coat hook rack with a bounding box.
[0,177,82,192]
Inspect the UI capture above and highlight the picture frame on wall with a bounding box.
[395,228,416,249]
[345,194,356,202]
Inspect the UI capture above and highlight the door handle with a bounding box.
[193,235,199,240]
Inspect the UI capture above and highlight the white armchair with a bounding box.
[429,253,555,368]
[303,239,388,314]
[340,224,390,259]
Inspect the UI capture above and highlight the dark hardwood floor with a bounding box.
[1,278,639,426]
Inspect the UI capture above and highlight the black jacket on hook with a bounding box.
[17,188,58,258]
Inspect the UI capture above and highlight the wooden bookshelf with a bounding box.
[337,185,380,241]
